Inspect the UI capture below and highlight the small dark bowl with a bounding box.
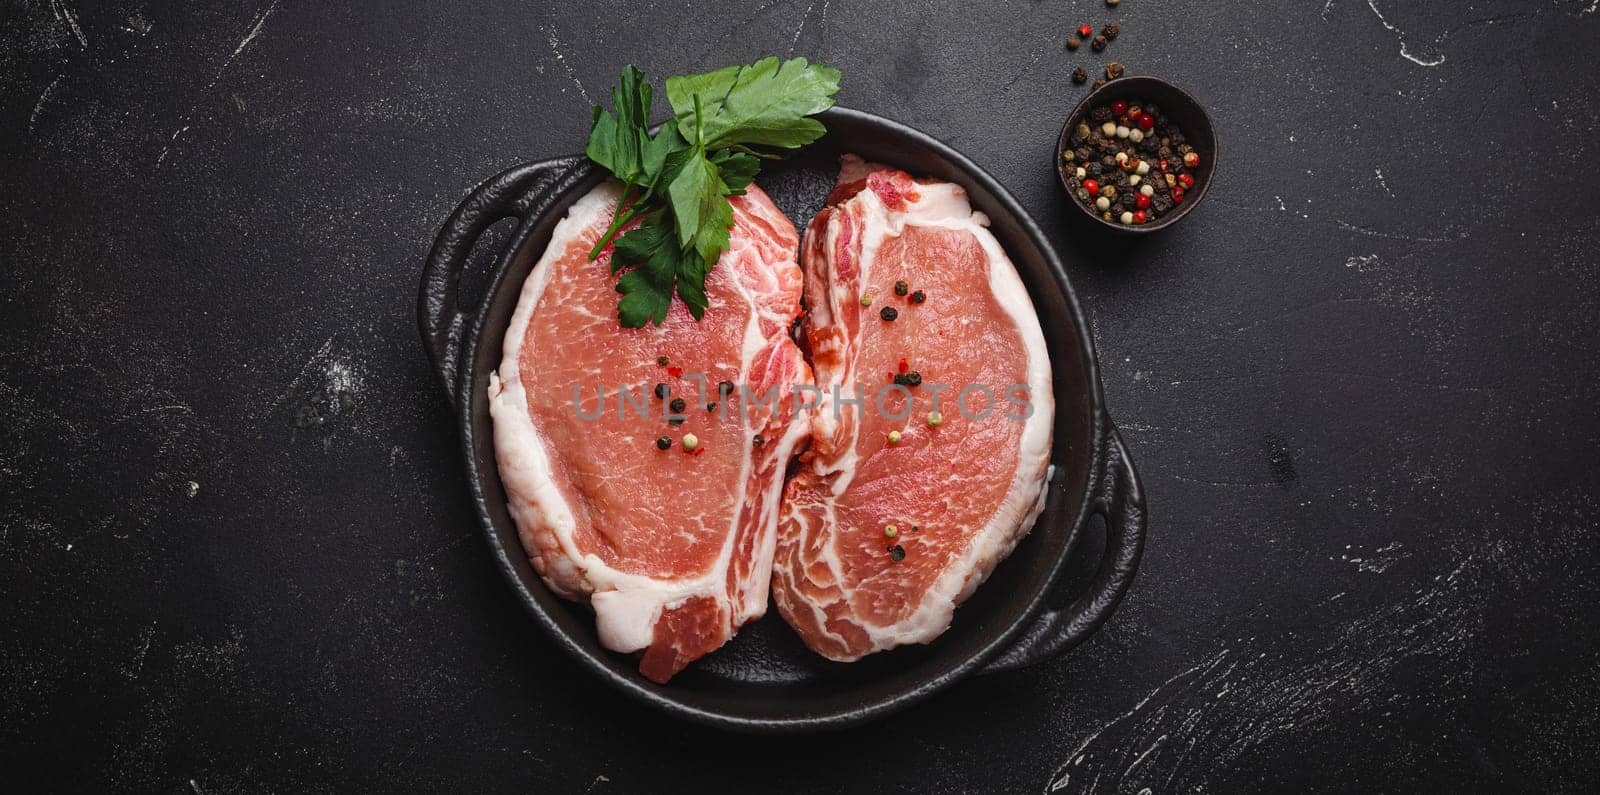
[1055,76,1217,234]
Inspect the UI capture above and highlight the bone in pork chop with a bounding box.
[489,181,811,683]
[773,156,1054,661]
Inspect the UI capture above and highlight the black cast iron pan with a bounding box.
[418,107,1147,732]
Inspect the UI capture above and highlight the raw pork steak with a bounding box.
[773,156,1054,661]
[489,181,811,683]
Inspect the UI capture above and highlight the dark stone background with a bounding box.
[4,1,1599,792]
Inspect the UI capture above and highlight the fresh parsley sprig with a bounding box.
[584,57,841,327]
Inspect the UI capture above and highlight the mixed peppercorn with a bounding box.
[883,524,921,563]
[1063,97,1201,226]
[650,357,728,454]
[1067,14,1125,91]
[867,279,942,563]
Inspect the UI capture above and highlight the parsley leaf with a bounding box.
[666,57,841,150]
[585,65,651,184]
[585,58,840,328]
[710,149,760,194]
[613,215,679,327]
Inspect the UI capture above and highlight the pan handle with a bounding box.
[979,420,1146,674]
[417,157,586,407]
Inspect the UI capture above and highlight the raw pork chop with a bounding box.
[489,181,811,683]
[773,156,1054,661]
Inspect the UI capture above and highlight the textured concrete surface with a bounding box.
[3,0,1599,791]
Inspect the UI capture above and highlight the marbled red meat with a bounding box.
[772,156,1054,661]
[489,181,811,683]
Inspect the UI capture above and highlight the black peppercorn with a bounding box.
[880,306,898,321]
[1072,66,1088,85]
[1091,34,1107,52]
[669,397,686,414]
[1066,36,1082,51]
[705,402,718,412]
[905,371,923,387]
[892,373,907,387]
[668,418,685,427]
[1103,22,1120,41]
[656,355,669,366]
[752,434,764,446]
[718,380,735,397]
[910,291,926,304]
[888,545,907,562]
[1105,62,1124,80]
[1090,107,1112,123]
[656,436,672,450]
[1093,78,1106,89]
[894,280,909,296]
[654,383,668,399]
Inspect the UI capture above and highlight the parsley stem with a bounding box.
[588,186,644,260]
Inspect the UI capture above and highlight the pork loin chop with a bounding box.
[489,181,811,683]
[773,156,1054,661]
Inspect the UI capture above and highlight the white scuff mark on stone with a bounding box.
[156,1,279,166]
[1340,541,1409,573]
[1044,547,1493,792]
[125,12,153,36]
[789,1,817,53]
[156,126,190,165]
[186,481,200,498]
[52,0,89,48]
[28,74,63,135]
[122,623,157,679]
[325,357,363,400]
[788,0,831,54]
[1335,220,1462,244]
[1345,254,1381,272]
[1583,1,1598,17]
[542,23,593,106]
[228,3,275,61]
[1047,650,1232,792]
[1322,0,1336,19]
[255,336,334,425]
[1374,167,1393,197]
[1366,0,1446,67]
